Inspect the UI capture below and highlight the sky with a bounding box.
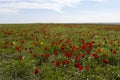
[0,0,120,23]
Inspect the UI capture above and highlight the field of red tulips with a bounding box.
[0,24,120,80]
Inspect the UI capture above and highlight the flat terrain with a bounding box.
[0,24,120,80]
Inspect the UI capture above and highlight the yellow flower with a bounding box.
[40,42,43,45]
[114,41,117,44]
[13,42,16,45]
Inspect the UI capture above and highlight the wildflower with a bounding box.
[62,50,68,58]
[75,56,79,61]
[18,50,22,53]
[65,60,69,64]
[92,53,99,59]
[19,56,22,60]
[81,39,85,44]
[52,60,54,64]
[24,48,27,50]
[44,46,48,50]
[56,61,60,67]
[78,65,83,71]
[113,50,117,55]
[34,67,39,75]
[103,53,107,57]
[4,45,8,49]
[68,46,75,58]
[33,54,37,58]
[86,50,89,55]
[75,54,81,61]
[110,42,113,45]
[29,50,32,54]
[13,42,16,45]
[10,42,13,46]
[75,63,80,68]
[97,48,101,53]
[62,60,65,65]
[81,53,85,58]
[54,51,58,56]
[40,54,44,57]
[103,59,108,64]
[45,54,49,59]
[86,66,89,70]
[15,46,19,51]
[51,41,55,47]
[81,45,86,50]
[75,63,83,70]
[98,43,102,47]
[40,42,43,45]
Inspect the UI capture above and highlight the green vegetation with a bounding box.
[0,24,120,80]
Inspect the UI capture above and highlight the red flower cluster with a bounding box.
[75,63,83,71]
[62,60,69,65]
[92,53,99,59]
[62,46,75,58]
[75,54,81,61]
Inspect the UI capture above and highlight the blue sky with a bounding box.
[0,0,120,23]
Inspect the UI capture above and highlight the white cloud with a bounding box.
[0,8,18,14]
[0,0,105,14]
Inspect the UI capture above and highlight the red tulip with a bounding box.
[97,49,101,53]
[62,61,65,65]
[65,60,69,64]
[44,46,48,50]
[51,41,55,47]
[78,65,83,71]
[113,50,117,55]
[75,63,80,68]
[29,50,32,54]
[33,54,37,58]
[24,48,27,50]
[19,56,22,60]
[92,53,99,59]
[4,45,8,49]
[81,53,85,58]
[103,59,108,64]
[18,50,22,53]
[34,67,39,75]
[81,45,86,50]
[45,54,49,59]
[15,46,19,51]
[81,39,85,44]
[75,56,79,61]
[55,61,60,67]
[10,42,13,46]
[98,43,102,47]
[86,66,89,70]
[103,53,107,57]
[54,51,58,56]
